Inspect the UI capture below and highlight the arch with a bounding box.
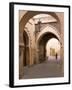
[36,25,60,47]
[36,25,61,63]
[37,33,61,63]
[19,11,60,32]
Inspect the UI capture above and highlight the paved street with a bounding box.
[22,59,64,79]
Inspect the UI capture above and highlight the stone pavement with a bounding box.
[22,60,64,79]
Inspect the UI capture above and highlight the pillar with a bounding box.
[19,46,24,79]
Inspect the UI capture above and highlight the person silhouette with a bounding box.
[55,53,58,60]
[55,53,59,64]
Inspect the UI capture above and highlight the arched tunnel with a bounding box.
[38,32,60,63]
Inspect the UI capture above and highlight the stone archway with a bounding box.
[19,11,61,64]
[20,11,60,31]
[36,25,60,43]
[36,25,61,63]
[37,33,60,63]
[19,11,61,45]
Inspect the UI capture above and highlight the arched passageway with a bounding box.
[19,11,64,79]
[46,38,60,61]
[19,11,61,65]
[36,24,61,63]
[37,32,60,63]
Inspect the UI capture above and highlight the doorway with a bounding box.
[23,31,29,66]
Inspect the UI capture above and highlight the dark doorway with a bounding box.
[23,31,29,66]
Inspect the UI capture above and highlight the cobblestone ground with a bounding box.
[22,60,64,79]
